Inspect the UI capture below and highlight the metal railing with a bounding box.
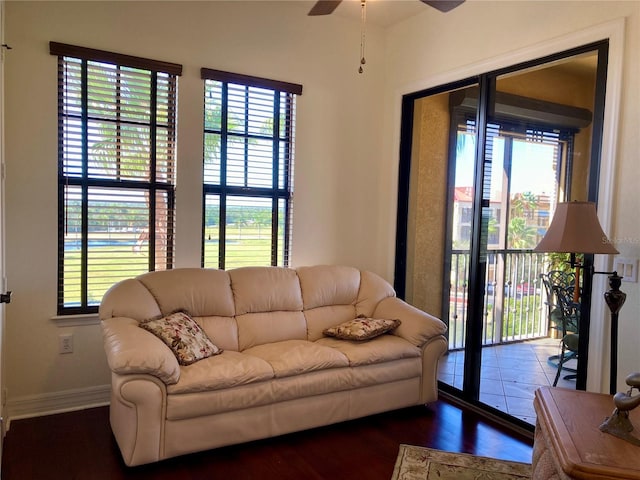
[448,249,549,350]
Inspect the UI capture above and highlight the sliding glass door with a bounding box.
[396,42,608,425]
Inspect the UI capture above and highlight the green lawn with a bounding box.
[63,244,150,306]
[203,225,276,268]
[64,225,276,306]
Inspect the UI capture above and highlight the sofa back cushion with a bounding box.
[298,265,396,341]
[195,315,239,352]
[298,266,360,341]
[304,305,357,342]
[356,270,396,315]
[137,268,235,318]
[100,265,397,352]
[297,265,361,310]
[236,311,307,350]
[230,267,306,350]
[230,267,303,315]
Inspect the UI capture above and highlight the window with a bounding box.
[51,42,182,314]
[201,69,302,269]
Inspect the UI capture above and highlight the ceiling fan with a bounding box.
[310,0,464,73]
[308,0,465,16]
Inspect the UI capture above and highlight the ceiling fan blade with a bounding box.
[420,0,465,13]
[308,0,342,16]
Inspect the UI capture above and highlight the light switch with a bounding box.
[614,257,638,283]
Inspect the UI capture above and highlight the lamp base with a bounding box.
[604,273,626,314]
[604,272,627,394]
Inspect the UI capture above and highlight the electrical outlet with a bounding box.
[59,333,73,354]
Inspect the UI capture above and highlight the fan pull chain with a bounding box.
[359,0,366,74]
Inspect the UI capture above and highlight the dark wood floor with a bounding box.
[2,398,533,479]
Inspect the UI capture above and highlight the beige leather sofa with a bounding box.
[100,265,448,466]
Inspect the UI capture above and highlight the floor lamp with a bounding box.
[533,201,621,393]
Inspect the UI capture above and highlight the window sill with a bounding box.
[51,313,100,327]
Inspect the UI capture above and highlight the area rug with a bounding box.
[391,444,532,480]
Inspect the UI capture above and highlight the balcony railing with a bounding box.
[448,249,549,350]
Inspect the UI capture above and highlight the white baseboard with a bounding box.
[5,384,111,426]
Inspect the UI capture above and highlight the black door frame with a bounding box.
[394,40,610,417]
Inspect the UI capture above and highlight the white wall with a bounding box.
[3,1,388,416]
[4,0,639,417]
[382,0,640,393]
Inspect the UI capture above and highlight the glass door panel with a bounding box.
[403,84,479,392]
[476,51,600,422]
[398,45,604,427]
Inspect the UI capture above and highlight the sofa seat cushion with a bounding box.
[167,350,274,395]
[315,335,420,366]
[244,340,349,378]
[167,381,275,420]
[349,357,421,387]
[165,359,420,421]
[270,357,421,404]
[166,367,354,420]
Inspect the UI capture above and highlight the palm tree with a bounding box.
[508,191,539,249]
[511,191,537,217]
[508,217,537,249]
[86,64,175,270]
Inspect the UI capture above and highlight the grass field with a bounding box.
[203,225,275,269]
[63,225,277,306]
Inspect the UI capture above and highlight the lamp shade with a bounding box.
[534,201,619,254]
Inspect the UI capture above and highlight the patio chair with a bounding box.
[551,284,580,386]
[540,270,576,316]
[540,270,576,334]
[540,271,579,385]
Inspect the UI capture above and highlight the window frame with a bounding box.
[51,42,182,315]
[200,68,302,269]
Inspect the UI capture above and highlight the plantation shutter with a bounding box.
[51,42,182,315]
[201,68,302,269]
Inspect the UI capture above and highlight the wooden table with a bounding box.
[533,386,640,479]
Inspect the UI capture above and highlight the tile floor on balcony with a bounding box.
[438,337,577,425]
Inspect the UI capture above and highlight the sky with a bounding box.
[455,132,558,197]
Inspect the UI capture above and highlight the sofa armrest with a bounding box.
[373,296,447,347]
[110,373,167,466]
[102,317,180,384]
[420,335,448,403]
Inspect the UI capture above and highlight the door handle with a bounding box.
[0,291,11,304]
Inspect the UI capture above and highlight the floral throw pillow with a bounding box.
[323,315,401,341]
[140,311,222,366]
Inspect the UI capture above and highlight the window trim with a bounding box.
[200,68,301,95]
[50,42,183,76]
